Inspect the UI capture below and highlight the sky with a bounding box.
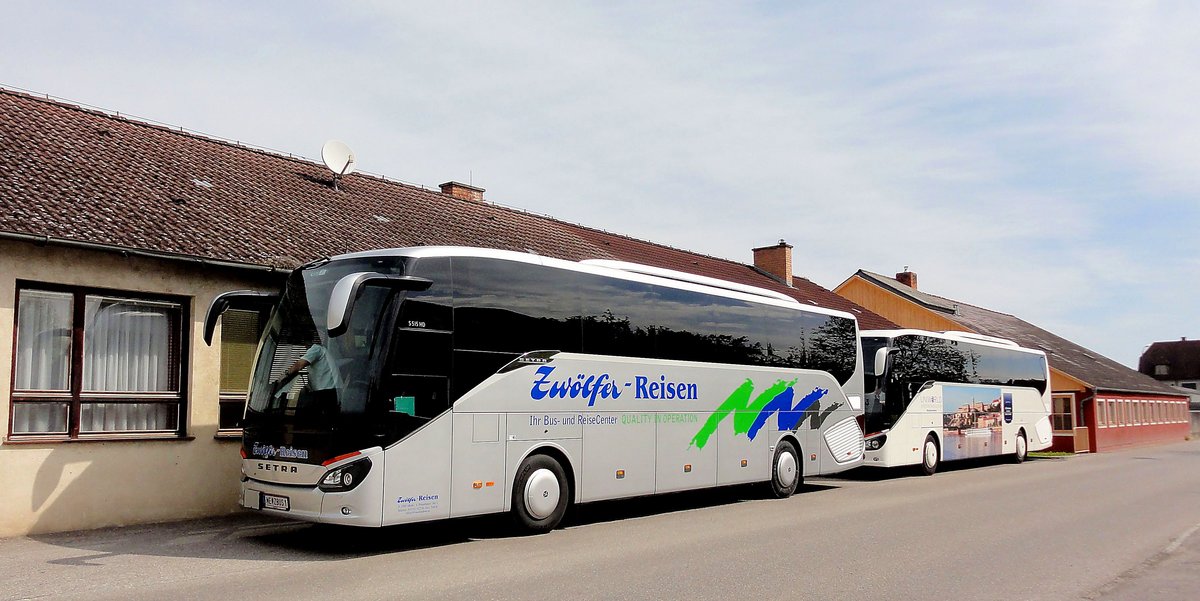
[3,2,1198,369]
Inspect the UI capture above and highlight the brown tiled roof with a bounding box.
[1139,339,1200,381]
[0,88,895,329]
[853,270,1182,397]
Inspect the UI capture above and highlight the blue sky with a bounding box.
[3,2,1197,368]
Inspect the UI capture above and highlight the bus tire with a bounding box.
[921,434,940,476]
[1014,430,1028,464]
[511,454,569,533]
[769,439,801,498]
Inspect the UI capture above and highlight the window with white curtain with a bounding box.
[10,284,186,439]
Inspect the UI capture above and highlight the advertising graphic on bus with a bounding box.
[206,247,867,531]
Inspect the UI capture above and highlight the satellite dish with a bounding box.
[321,140,357,177]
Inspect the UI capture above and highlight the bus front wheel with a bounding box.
[921,434,940,476]
[769,439,801,498]
[512,454,569,533]
[1014,430,1028,464]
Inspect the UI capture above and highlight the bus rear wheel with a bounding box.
[1014,430,1028,464]
[921,434,940,476]
[512,454,569,533]
[769,440,801,498]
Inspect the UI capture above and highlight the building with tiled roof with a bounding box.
[0,88,889,325]
[835,269,1189,454]
[0,88,893,536]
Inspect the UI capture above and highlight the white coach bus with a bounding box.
[860,329,1052,475]
[206,247,866,532]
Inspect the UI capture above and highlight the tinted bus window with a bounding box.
[385,258,454,437]
[579,274,659,359]
[805,313,858,385]
[890,335,1047,397]
[401,257,453,332]
[750,308,857,384]
[453,258,582,354]
[650,287,766,365]
[745,306,804,369]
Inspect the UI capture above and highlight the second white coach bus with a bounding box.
[860,329,1052,474]
[206,247,866,532]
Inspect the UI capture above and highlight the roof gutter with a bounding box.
[0,231,288,275]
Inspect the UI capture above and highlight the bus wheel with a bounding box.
[921,434,940,476]
[1014,430,1028,464]
[769,440,801,498]
[512,454,569,533]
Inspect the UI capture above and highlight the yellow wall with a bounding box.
[0,239,277,537]
[1050,367,1089,394]
[835,277,965,333]
[835,275,1095,394]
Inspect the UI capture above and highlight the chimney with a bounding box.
[440,181,485,202]
[895,268,918,290]
[752,240,793,287]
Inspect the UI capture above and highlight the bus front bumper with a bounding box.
[241,477,383,527]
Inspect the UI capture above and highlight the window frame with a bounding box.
[9,281,190,442]
[215,307,270,437]
[1051,394,1074,431]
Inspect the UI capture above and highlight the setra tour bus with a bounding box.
[859,329,1053,474]
[205,247,866,532]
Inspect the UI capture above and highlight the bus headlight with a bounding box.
[866,435,887,450]
[319,458,372,492]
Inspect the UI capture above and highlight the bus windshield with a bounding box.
[243,256,408,463]
[861,336,896,434]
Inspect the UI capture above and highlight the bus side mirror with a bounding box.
[873,347,890,377]
[328,272,433,337]
[203,290,279,346]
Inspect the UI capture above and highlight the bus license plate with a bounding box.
[262,494,290,511]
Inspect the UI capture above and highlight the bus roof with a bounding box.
[330,246,858,321]
[861,328,1046,356]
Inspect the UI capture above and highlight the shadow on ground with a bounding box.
[830,453,1041,482]
[27,481,837,564]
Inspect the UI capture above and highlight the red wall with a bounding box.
[1089,394,1190,452]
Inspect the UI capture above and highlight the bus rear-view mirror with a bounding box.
[203,290,279,346]
[327,272,433,337]
[873,347,890,376]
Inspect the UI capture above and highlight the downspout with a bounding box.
[1077,390,1096,453]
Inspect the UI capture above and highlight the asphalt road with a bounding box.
[2,441,1199,601]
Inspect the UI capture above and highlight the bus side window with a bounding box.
[453,257,582,354]
[580,274,658,359]
[652,288,766,365]
[804,313,857,385]
[401,257,453,331]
